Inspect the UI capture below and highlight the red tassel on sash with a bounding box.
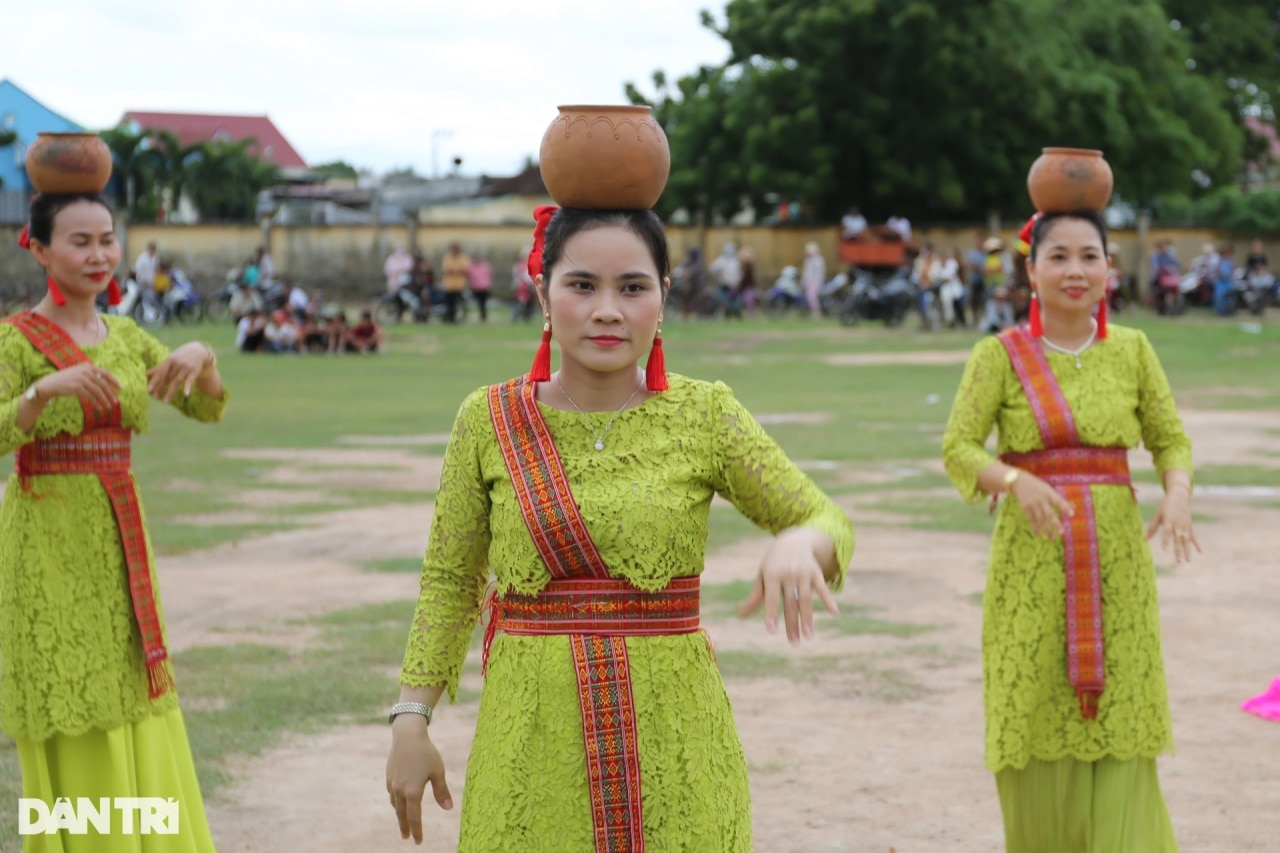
[46,276,67,307]
[645,330,668,391]
[529,323,552,382]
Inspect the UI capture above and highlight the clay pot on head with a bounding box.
[1026,148,1114,214]
[25,132,114,195]
[539,105,670,209]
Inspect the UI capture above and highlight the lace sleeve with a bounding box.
[0,325,35,457]
[942,337,1005,504]
[710,382,854,590]
[130,323,229,424]
[1135,331,1193,483]
[400,389,493,701]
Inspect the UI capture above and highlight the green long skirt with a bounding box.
[995,756,1178,852]
[16,708,216,852]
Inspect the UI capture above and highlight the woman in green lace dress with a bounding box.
[385,207,855,851]
[942,212,1198,852]
[1,194,227,851]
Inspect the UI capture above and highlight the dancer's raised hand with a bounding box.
[34,363,121,412]
[146,342,215,404]
[1011,473,1074,539]
[737,528,839,644]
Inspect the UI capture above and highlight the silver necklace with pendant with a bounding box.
[1040,319,1097,369]
[555,374,644,451]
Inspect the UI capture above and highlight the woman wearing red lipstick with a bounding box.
[387,203,855,850]
[1,192,227,851]
[943,211,1196,852]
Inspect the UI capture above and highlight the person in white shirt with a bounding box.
[887,216,913,243]
[134,242,159,290]
[841,207,868,241]
[285,280,309,321]
[800,242,827,319]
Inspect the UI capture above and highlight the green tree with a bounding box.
[100,126,161,220]
[148,130,202,220]
[183,139,278,222]
[630,0,1240,222]
[1163,0,1280,120]
[310,160,360,180]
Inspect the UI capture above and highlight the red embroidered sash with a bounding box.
[4,311,174,699]
[488,376,658,853]
[997,326,1131,720]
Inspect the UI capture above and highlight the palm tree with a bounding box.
[100,126,160,219]
[148,130,202,222]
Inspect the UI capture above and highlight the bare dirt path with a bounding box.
[151,409,1280,852]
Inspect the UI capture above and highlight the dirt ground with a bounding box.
[150,404,1280,853]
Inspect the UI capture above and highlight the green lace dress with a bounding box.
[0,316,227,852]
[401,373,855,852]
[942,326,1191,850]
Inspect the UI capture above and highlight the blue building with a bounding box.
[0,78,84,195]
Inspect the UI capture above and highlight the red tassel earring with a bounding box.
[1095,297,1108,340]
[1028,292,1043,337]
[645,325,668,391]
[46,276,67,307]
[107,277,123,306]
[529,319,552,382]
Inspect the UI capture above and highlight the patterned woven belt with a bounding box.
[16,427,133,478]
[482,576,701,672]
[1001,446,1131,487]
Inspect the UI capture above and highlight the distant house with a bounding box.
[119,110,308,172]
[0,79,84,219]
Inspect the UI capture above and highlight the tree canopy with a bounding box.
[100,127,278,223]
[629,0,1265,223]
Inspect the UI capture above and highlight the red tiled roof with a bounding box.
[121,111,307,168]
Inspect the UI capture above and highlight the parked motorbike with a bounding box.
[111,275,167,328]
[163,271,207,324]
[837,268,915,327]
[375,280,432,324]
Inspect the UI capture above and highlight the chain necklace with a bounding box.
[555,374,644,451]
[1040,319,1097,369]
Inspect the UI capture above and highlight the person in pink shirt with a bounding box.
[383,245,414,295]
[468,256,493,323]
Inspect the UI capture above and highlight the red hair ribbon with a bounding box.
[18,225,31,249]
[1016,212,1042,256]
[527,205,559,279]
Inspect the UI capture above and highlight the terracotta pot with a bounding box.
[539,105,670,209]
[25,132,114,195]
[1026,148,1113,213]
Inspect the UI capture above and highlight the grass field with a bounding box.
[1,310,1277,848]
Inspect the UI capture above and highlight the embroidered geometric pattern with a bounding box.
[2,311,173,699]
[489,375,647,851]
[998,326,1125,720]
[573,634,646,853]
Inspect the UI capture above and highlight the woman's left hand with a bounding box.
[737,529,839,644]
[146,342,213,403]
[1146,489,1201,564]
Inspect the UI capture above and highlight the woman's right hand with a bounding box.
[35,364,122,411]
[386,716,452,845]
[1010,472,1074,538]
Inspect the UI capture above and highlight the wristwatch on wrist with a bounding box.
[389,701,432,725]
[1002,468,1021,491]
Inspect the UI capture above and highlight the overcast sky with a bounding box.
[4,0,729,178]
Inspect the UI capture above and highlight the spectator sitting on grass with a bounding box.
[237,308,268,353]
[325,311,356,355]
[981,286,1016,334]
[299,311,327,353]
[265,310,299,354]
[349,310,384,354]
